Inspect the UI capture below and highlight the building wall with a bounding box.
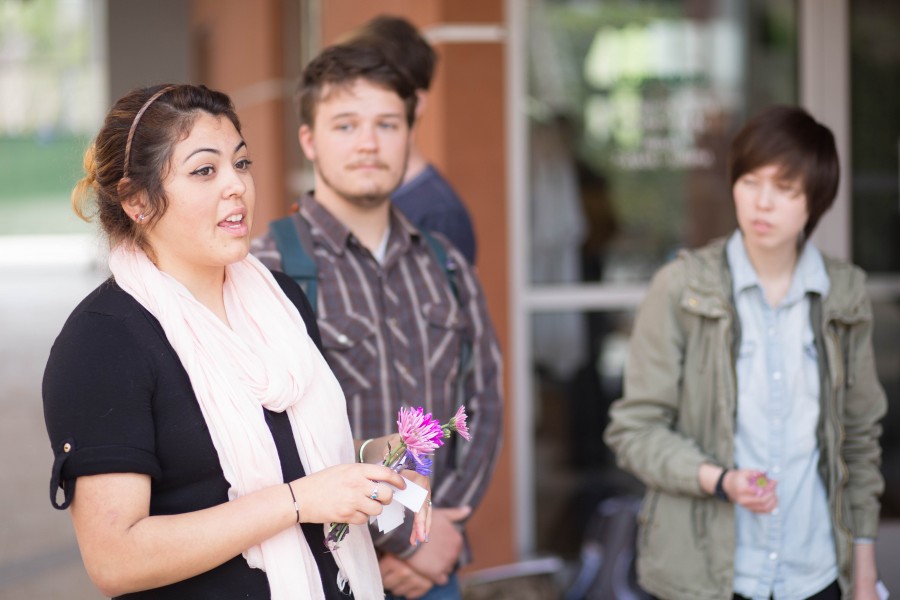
[191,0,288,239]
[108,0,191,103]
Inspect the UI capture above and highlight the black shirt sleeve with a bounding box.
[43,284,164,508]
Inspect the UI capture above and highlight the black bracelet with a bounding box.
[714,468,730,502]
[287,483,301,524]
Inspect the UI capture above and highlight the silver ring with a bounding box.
[369,484,379,501]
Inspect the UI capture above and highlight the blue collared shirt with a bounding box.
[726,231,837,600]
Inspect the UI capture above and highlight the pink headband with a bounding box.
[122,85,177,179]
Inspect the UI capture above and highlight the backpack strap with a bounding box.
[420,230,461,304]
[269,215,318,314]
[420,232,468,359]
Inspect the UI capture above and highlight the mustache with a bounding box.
[347,160,389,170]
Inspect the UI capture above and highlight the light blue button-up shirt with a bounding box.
[726,231,837,600]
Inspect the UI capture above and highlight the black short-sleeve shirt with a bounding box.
[43,271,350,599]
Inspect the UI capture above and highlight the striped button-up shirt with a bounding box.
[252,194,504,558]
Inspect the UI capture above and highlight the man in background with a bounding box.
[345,15,478,264]
[252,42,503,599]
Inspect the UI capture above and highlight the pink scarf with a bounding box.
[109,245,383,600]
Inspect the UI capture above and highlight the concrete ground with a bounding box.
[2,235,899,599]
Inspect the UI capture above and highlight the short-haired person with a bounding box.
[344,15,478,264]
[252,44,503,600]
[43,83,431,599]
[604,105,887,600]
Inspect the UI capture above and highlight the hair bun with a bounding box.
[71,144,99,222]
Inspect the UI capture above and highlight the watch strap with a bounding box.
[714,468,730,501]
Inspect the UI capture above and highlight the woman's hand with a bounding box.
[400,468,432,545]
[291,463,406,525]
[723,468,778,514]
[355,434,433,543]
[699,463,777,513]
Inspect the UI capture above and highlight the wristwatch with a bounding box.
[714,468,730,501]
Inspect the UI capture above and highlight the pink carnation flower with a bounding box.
[397,406,444,461]
[450,405,471,441]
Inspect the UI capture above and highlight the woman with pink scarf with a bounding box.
[43,84,430,599]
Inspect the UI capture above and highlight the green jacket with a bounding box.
[603,238,887,600]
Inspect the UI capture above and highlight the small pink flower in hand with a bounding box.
[746,471,773,497]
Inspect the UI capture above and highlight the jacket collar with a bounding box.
[725,230,830,303]
[678,232,870,324]
[678,237,733,318]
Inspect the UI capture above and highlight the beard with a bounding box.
[313,150,409,210]
[339,190,391,209]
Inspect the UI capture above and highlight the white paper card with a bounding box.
[373,500,405,533]
[877,580,889,600]
[390,476,428,513]
[368,477,428,535]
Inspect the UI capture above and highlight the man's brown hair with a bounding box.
[296,43,418,128]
